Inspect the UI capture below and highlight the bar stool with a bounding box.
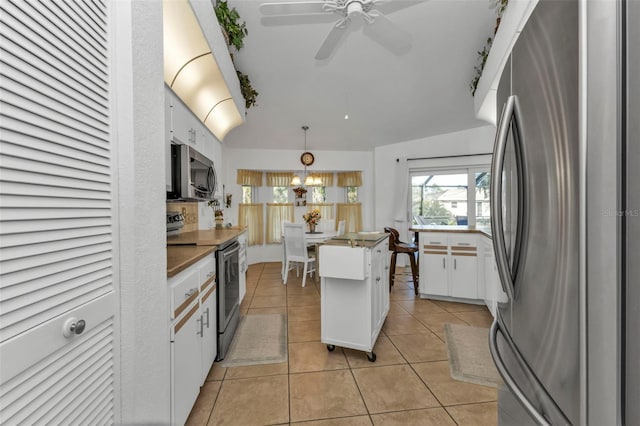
[384,227,419,295]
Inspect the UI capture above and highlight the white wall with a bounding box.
[374,125,496,239]
[114,1,170,423]
[224,148,374,264]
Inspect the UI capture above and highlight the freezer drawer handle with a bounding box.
[489,320,565,426]
[489,320,549,426]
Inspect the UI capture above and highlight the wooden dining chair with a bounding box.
[283,223,316,287]
[384,227,419,295]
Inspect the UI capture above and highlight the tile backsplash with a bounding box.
[167,202,198,233]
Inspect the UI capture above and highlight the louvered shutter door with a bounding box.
[0,0,116,423]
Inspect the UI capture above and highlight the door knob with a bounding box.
[63,317,86,338]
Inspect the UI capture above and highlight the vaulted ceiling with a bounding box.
[224,0,496,151]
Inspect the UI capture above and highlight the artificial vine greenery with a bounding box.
[470,0,509,96]
[236,70,258,109]
[214,0,248,51]
[214,0,259,111]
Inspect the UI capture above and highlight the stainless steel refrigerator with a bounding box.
[489,0,638,424]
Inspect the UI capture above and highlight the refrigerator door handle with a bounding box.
[490,95,529,301]
[490,319,551,426]
[491,96,516,301]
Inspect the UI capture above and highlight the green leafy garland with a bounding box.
[214,0,259,111]
[470,0,509,96]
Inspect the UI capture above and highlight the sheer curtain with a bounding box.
[336,203,363,233]
[238,203,264,246]
[266,203,294,243]
[307,203,334,220]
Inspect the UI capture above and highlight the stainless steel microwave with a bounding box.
[167,144,218,201]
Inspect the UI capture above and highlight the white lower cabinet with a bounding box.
[199,284,217,383]
[481,236,507,317]
[171,300,201,426]
[169,253,217,425]
[419,233,480,301]
[238,231,247,303]
[319,237,389,360]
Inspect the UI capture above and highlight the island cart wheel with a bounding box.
[327,345,335,352]
[367,352,376,362]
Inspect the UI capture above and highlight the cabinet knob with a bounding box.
[62,317,86,338]
[376,277,381,282]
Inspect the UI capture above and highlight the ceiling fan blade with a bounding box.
[261,13,339,27]
[362,13,412,55]
[371,0,429,16]
[260,1,332,16]
[315,20,350,60]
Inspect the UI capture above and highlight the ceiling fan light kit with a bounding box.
[260,0,412,60]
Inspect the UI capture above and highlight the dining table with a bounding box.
[305,231,337,282]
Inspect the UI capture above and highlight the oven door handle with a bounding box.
[222,242,240,260]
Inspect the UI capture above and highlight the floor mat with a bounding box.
[219,314,287,368]
[444,323,502,388]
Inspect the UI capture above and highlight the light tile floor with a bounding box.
[186,262,498,426]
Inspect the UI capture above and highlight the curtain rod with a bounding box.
[396,153,493,162]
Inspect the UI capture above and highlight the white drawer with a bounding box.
[319,246,367,280]
[169,268,200,321]
[449,234,477,248]
[420,232,448,247]
[198,255,216,292]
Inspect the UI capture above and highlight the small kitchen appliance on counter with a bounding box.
[166,211,184,235]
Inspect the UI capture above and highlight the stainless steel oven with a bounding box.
[216,239,240,361]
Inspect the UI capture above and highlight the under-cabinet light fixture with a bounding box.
[163,0,243,141]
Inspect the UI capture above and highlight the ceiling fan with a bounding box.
[259,0,413,60]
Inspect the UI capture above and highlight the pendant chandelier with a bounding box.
[291,126,322,187]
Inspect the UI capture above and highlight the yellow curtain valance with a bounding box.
[236,170,263,186]
[266,172,295,187]
[337,171,362,187]
[307,172,334,187]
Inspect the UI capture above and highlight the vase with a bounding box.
[308,223,316,233]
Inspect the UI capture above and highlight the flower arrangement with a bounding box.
[303,209,321,225]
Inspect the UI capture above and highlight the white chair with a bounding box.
[318,218,335,233]
[281,220,291,279]
[336,220,346,236]
[283,223,316,287]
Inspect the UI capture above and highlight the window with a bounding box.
[346,186,358,203]
[411,173,467,225]
[410,167,490,227]
[242,185,253,204]
[273,186,289,203]
[311,186,326,203]
[475,171,491,227]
